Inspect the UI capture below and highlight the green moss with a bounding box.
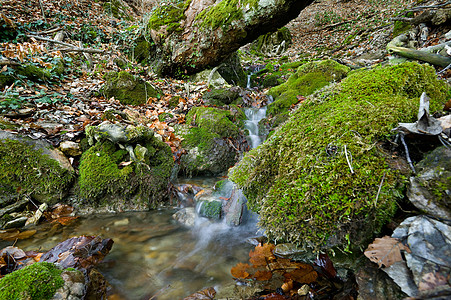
[267,60,350,116]
[78,141,132,200]
[199,200,222,219]
[101,71,160,105]
[0,139,73,203]
[168,96,181,108]
[0,262,64,300]
[147,0,192,34]
[103,0,133,20]
[196,0,258,29]
[230,62,449,250]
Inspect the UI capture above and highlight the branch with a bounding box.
[407,1,451,12]
[26,35,105,54]
[387,45,451,67]
[0,60,21,66]
[57,47,105,54]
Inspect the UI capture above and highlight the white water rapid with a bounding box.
[244,106,267,149]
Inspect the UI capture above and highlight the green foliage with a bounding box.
[0,262,64,300]
[230,62,449,250]
[0,139,74,203]
[195,0,258,29]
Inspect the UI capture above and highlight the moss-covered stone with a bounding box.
[147,0,192,35]
[229,62,449,250]
[0,131,74,204]
[217,52,247,87]
[202,88,241,106]
[0,262,64,300]
[198,200,223,219]
[101,71,161,106]
[178,106,246,175]
[79,124,174,210]
[133,36,154,64]
[267,59,350,116]
[250,60,304,89]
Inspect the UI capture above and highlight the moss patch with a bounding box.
[101,71,161,106]
[229,62,448,250]
[147,0,192,34]
[0,139,73,203]
[0,262,64,300]
[267,59,350,116]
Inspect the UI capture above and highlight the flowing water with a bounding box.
[244,106,267,149]
[3,198,259,299]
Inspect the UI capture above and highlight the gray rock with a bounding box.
[52,269,86,300]
[3,216,28,229]
[59,141,82,157]
[173,207,196,227]
[251,27,292,57]
[389,215,451,297]
[407,146,451,219]
[223,188,246,226]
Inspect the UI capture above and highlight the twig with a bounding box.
[407,1,451,12]
[26,35,105,53]
[374,172,386,207]
[28,26,62,35]
[400,133,415,174]
[344,144,354,174]
[57,47,105,54]
[0,60,21,66]
[38,0,46,20]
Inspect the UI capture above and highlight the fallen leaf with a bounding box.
[183,287,216,300]
[231,262,251,279]
[254,269,273,281]
[285,265,318,284]
[418,272,448,291]
[364,236,411,268]
[249,243,275,267]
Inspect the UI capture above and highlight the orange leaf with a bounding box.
[249,243,275,267]
[231,262,251,279]
[364,236,411,268]
[253,269,272,281]
[285,265,318,284]
[53,216,79,226]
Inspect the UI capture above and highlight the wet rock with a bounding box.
[0,198,28,218]
[223,188,246,226]
[202,88,241,106]
[172,207,196,227]
[190,69,228,89]
[217,52,247,87]
[273,243,316,263]
[59,141,82,157]
[387,215,451,298]
[407,146,451,219]
[3,216,28,229]
[198,200,222,219]
[85,268,110,300]
[52,269,86,300]
[356,260,407,300]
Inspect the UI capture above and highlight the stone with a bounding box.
[59,141,82,157]
[190,69,228,89]
[388,215,451,298]
[198,200,222,219]
[251,27,292,57]
[223,188,246,226]
[407,146,451,219]
[101,71,161,105]
[0,130,74,204]
[3,216,28,229]
[202,88,241,106]
[217,52,247,87]
[53,269,86,300]
[173,207,196,227]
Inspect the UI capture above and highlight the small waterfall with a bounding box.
[244,106,267,149]
[246,74,251,89]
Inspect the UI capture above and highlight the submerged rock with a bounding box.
[407,146,451,219]
[229,62,449,250]
[0,130,74,204]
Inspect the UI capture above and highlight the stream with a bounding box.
[0,104,269,299]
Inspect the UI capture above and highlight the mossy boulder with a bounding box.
[0,130,74,204]
[178,106,246,175]
[78,123,174,211]
[267,59,350,116]
[229,62,449,251]
[250,60,304,89]
[198,200,223,219]
[202,88,241,106]
[101,71,161,106]
[0,64,51,89]
[133,36,155,64]
[250,27,292,57]
[0,262,64,300]
[217,52,247,87]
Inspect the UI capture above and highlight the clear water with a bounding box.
[2,209,258,299]
[244,106,267,149]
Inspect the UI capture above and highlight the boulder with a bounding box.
[78,123,174,211]
[202,88,241,106]
[101,71,161,105]
[229,62,449,250]
[267,59,350,116]
[0,130,74,204]
[217,52,247,87]
[177,106,246,176]
[250,27,292,57]
[407,146,451,219]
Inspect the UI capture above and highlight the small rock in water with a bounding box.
[113,218,129,226]
[4,216,28,229]
[172,207,196,227]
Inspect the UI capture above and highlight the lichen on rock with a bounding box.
[229,62,449,250]
[101,71,161,106]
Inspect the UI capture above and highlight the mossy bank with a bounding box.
[229,62,449,250]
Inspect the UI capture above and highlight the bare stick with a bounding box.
[38,0,46,20]
[26,35,105,53]
[374,172,386,207]
[0,60,21,66]
[400,133,415,174]
[57,47,105,54]
[344,144,354,174]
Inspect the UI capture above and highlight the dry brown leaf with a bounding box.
[285,265,318,284]
[231,262,251,279]
[183,286,216,300]
[249,243,275,267]
[364,236,411,268]
[418,272,448,291]
[254,269,273,281]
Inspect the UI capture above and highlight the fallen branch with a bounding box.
[407,1,451,12]
[374,172,386,207]
[0,60,21,66]
[400,134,415,174]
[387,45,451,67]
[26,35,105,54]
[57,47,105,54]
